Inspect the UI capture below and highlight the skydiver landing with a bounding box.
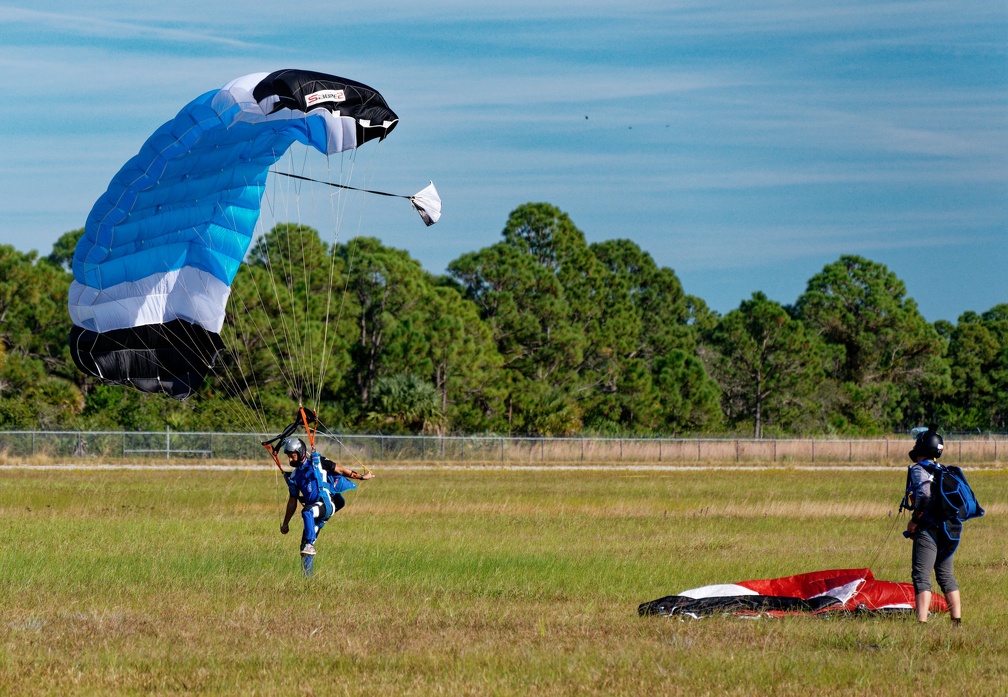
[278,437,373,572]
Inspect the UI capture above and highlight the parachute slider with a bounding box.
[270,171,441,226]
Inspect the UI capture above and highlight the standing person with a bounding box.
[279,437,373,558]
[903,427,962,625]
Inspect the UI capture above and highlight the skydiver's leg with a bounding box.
[309,495,344,547]
[311,494,338,538]
[301,501,325,546]
[933,532,960,621]
[300,491,336,552]
[945,590,961,622]
[911,530,938,622]
[915,590,932,623]
[933,535,959,592]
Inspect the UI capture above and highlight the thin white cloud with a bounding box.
[0,5,256,48]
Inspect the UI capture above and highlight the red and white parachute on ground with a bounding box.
[639,568,947,618]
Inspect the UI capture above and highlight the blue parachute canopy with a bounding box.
[68,69,398,399]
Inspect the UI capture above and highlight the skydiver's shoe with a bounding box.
[301,543,316,556]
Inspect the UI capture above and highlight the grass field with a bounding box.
[0,464,1005,695]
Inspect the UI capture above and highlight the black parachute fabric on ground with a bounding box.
[639,569,945,618]
[639,594,841,617]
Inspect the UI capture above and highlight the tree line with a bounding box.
[1,202,1005,437]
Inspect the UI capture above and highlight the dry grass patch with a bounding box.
[0,466,1004,695]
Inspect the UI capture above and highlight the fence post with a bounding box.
[581,437,585,463]
[502,437,505,464]
[166,426,170,460]
[811,438,815,464]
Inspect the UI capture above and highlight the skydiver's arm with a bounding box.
[280,496,298,534]
[908,466,933,515]
[906,465,933,535]
[321,456,373,481]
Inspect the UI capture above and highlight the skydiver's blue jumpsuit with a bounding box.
[284,452,346,551]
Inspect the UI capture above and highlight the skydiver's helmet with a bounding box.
[282,437,307,463]
[909,427,944,462]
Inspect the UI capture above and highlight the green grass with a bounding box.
[0,466,1005,695]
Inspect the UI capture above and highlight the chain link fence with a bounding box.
[0,430,1005,466]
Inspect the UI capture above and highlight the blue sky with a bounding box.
[2,1,1005,322]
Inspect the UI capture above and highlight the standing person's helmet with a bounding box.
[909,427,944,460]
[282,437,307,461]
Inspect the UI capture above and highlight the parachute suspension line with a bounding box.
[255,143,366,414]
[284,142,313,402]
[212,270,284,435]
[85,266,260,435]
[67,68,404,447]
[258,149,314,401]
[275,465,285,525]
[299,403,317,451]
[314,145,371,410]
[89,251,259,426]
[178,198,276,433]
[313,149,350,409]
[223,172,303,412]
[865,504,905,574]
[218,201,316,437]
[292,144,349,412]
[295,150,317,408]
[284,142,356,408]
[243,145,350,423]
[282,176,310,399]
[282,159,316,401]
[261,405,320,471]
[267,147,307,399]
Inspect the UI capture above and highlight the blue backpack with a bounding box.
[903,462,985,523]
